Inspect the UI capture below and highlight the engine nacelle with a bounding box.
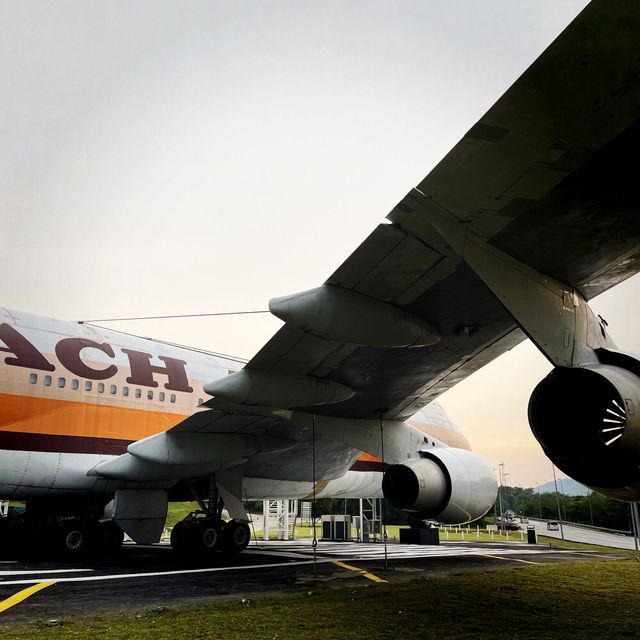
[529,362,640,501]
[381,448,497,524]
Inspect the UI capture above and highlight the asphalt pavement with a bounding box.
[0,538,627,622]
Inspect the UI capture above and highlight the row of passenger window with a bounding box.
[28,372,182,403]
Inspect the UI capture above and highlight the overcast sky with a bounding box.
[4,0,637,487]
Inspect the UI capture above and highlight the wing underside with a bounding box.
[95,1,640,482]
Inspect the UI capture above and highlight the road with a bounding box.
[528,518,640,550]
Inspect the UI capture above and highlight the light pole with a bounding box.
[551,463,565,540]
[535,483,542,519]
[498,462,508,530]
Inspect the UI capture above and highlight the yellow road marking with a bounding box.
[481,554,542,565]
[332,560,388,583]
[0,581,56,614]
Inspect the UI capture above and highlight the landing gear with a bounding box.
[170,473,251,560]
[223,520,250,553]
[58,523,90,556]
[170,515,250,559]
[1,500,126,559]
[170,513,223,559]
[198,520,222,554]
[169,520,191,555]
[55,520,125,557]
[98,520,125,555]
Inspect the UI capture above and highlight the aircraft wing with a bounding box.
[94,1,640,482]
[209,0,640,422]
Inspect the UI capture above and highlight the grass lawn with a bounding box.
[5,558,640,639]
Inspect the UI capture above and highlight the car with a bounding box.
[546,521,560,531]
[497,520,521,531]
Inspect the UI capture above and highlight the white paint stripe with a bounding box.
[243,549,314,559]
[0,559,336,587]
[0,569,93,576]
[312,547,549,559]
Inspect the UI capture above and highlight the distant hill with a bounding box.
[536,478,590,496]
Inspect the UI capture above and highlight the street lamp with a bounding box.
[551,463,565,541]
[497,462,508,530]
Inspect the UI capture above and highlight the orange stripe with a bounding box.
[0,393,186,441]
[405,419,471,450]
[356,452,382,463]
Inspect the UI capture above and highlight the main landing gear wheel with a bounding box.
[99,521,124,555]
[196,520,222,555]
[170,520,192,555]
[223,520,250,553]
[171,518,223,559]
[58,523,91,557]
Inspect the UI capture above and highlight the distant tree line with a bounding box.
[497,485,632,531]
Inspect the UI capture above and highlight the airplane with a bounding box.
[2,0,640,559]
[0,308,495,556]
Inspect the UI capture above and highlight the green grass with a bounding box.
[5,560,640,639]
[164,502,199,529]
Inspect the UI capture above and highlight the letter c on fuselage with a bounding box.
[55,338,118,380]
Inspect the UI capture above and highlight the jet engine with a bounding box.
[528,361,640,501]
[381,448,497,524]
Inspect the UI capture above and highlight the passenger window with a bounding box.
[135,389,142,399]
[159,392,165,402]
[147,390,153,400]
[98,383,105,394]
[44,375,52,387]
[123,387,129,397]
[170,394,176,403]
[110,384,117,395]
[71,379,79,390]
[85,381,92,391]
[58,377,66,388]
[29,373,37,384]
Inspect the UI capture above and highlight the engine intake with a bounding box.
[529,363,640,500]
[381,448,497,524]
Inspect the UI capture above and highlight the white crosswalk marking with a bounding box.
[256,541,559,560]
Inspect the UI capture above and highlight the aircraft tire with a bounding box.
[195,520,222,555]
[57,522,91,557]
[170,520,192,555]
[99,521,124,554]
[222,520,250,553]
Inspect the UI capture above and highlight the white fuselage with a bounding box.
[0,307,471,502]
